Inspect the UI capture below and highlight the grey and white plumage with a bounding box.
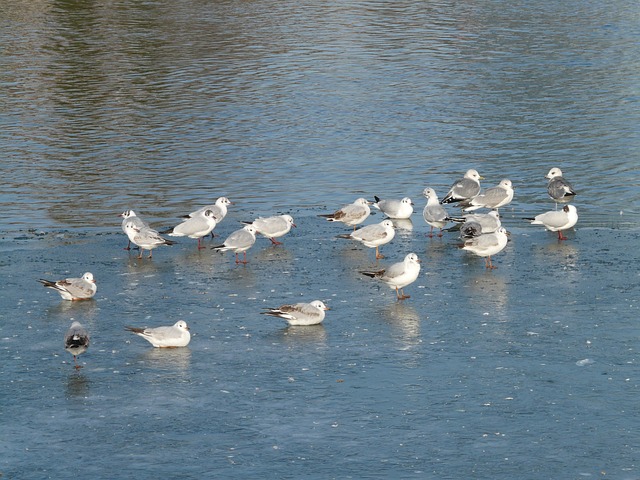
[546,168,576,205]
[125,320,191,348]
[337,219,395,259]
[64,321,90,369]
[261,300,330,326]
[212,224,257,264]
[525,204,578,240]
[460,226,509,269]
[163,209,217,249]
[187,197,232,223]
[459,179,514,212]
[119,210,149,250]
[361,252,421,300]
[372,196,414,219]
[38,272,97,301]
[244,214,296,245]
[319,198,371,230]
[123,222,175,259]
[422,188,450,237]
[455,211,502,238]
[441,169,483,204]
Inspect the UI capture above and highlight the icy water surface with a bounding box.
[2,0,640,478]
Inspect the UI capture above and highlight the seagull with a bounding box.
[361,252,421,300]
[119,210,149,250]
[318,198,371,230]
[64,321,90,369]
[459,226,509,269]
[372,196,414,219]
[125,320,191,348]
[243,214,296,245]
[459,179,514,212]
[123,222,175,259]
[337,219,395,259]
[546,168,576,207]
[261,300,330,326]
[453,211,501,238]
[212,224,257,264]
[441,169,484,204]
[163,209,217,249]
[524,204,578,241]
[422,187,450,237]
[187,197,232,237]
[38,272,97,301]
[186,197,232,223]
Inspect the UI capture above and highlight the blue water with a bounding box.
[1,0,640,478]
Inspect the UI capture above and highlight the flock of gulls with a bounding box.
[39,167,577,370]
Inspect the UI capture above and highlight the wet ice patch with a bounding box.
[576,358,595,366]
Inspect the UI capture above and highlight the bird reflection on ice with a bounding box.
[136,347,192,373]
[280,325,328,346]
[467,272,509,320]
[382,302,421,348]
[65,372,90,398]
[46,299,99,324]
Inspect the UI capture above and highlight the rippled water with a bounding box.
[1,0,640,478]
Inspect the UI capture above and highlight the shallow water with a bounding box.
[1,0,640,478]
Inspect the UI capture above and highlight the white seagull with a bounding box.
[337,219,395,259]
[64,321,90,369]
[163,209,217,249]
[422,187,450,237]
[441,169,484,204]
[546,168,576,206]
[372,196,414,219]
[244,214,296,245]
[38,272,97,301]
[125,320,191,348]
[361,252,421,301]
[212,224,257,264]
[319,198,371,230]
[261,300,330,326]
[187,197,232,223]
[123,222,175,259]
[453,210,502,238]
[525,204,578,241]
[459,179,514,212]
[119,210,149,250]
[460,226,509,269]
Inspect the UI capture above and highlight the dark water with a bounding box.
[1,0,640,478]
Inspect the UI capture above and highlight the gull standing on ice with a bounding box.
[38,272,97,301]
[261,300,330,326]
[163,209,217,249]
[361,252,421,301]
[422,187,450,237]
[319,198,371,230]
[441,169,484,204]
[125,320,191,348]
[337,219,395,259]
[525,204,578,241]
[372,196,414,219]
[546,168,576,206]
[64,321,90,369]
[459,179,514,212]
[244,214,296,245]
[187,197,232,223]
[119,210,149,250]
[460,226,509,269]
[123,222,175,259]
[453,211,502,238]
[212,224,257,264]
